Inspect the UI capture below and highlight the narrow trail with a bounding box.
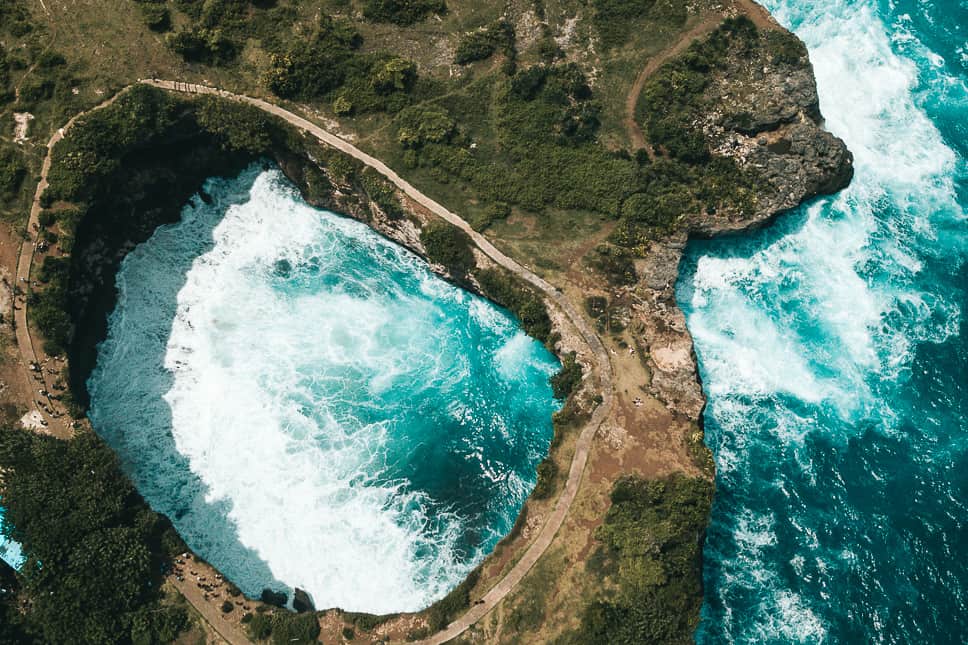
[15,90,129,439]
[142,79,615,645]
[623,0,779,153]
[624,17,722,155]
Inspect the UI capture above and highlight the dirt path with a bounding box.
[623,17,721,155]
[623,0,779,154]
[14,90,131,438]
[142,79,615,644]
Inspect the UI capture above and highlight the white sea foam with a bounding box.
[88,168,558,613]
[689,0,967,641]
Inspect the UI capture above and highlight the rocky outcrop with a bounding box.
[293,588,315,613]
[636,26,853,423]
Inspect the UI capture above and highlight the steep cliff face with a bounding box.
[636,24,852,426]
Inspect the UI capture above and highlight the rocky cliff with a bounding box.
[636,22,852,428]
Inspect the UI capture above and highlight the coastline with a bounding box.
[0,1,855,642]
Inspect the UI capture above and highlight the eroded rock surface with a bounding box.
[637,27,853,422]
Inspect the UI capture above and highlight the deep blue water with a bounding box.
[86,166,560,613]
[679,0,968,642]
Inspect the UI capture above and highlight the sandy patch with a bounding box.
[20,409,46,430]
[13,113,34,144]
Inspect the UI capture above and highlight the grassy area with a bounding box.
[557,474,713,645]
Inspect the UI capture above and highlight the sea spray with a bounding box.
[681,0,968,642]
[88,165,560,613]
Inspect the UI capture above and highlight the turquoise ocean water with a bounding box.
[85,166,560,613]
[678,0,968,642]
[0,507,24,570]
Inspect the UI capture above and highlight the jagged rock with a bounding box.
[261,588,288,608]
[293,587,315,613]
[637,25,854,421]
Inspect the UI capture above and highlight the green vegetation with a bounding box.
[245,607,320,643]
[764,29,808,65]
[532,456,558,499]
[591,0,686,49]
[420,220,474,276]
[640,16,758,160]
[264,15,417,115]
[395,104,456,147]
[475,267,552,345]
[0,429,189,644]
[425,566,479,631]
[362,0,447,26]
[0,147,26,200]
[557,474,713,645]
[134,1,172,32]
[162,0,299,65]
[454,20,515,65]
[550,351,582,399]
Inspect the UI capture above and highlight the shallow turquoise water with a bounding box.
[679,0,968,642]
[0,507,24,570]
[86,165,560,613]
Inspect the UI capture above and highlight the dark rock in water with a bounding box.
[273,258,293,278]
[293,587,315,613]
[261,588,288,608]
[198,189,213,205]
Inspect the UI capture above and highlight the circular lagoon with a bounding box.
[87,165,560,613]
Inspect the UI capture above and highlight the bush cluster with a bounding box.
[362,0,447,26]
[531,457,558,499]
[419,221,474,276]
[550,352,582,399]
[0,430,188,644]
[559,474,713,644]
[475,268,552,345]
[245,609,321,644]
[454,20,515,65]
[0,147,26,200]
[264,15,417,115]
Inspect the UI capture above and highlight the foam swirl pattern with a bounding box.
[680,0,968,642]
[87,166,560,613]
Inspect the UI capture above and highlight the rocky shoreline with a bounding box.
[636,29,853,452]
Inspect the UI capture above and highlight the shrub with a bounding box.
[425,567,479,631]
[166,27,237,64]
[395,105,455,148]
[221,600,234,613]
[248,612,273,639]
[454,20,514,65]
[0,148,25,200]
[270,612,320,645]
[362,0,447,26]
[372,57,417,94]
[194,96,275,153]
[550,352,582,399]
[532,457,558,499]
[139,4,172,32]
[263,16,360,100]
[765,29,807,65]
[560,474,714,645]
[475,268,552,344]
[0,431,189,644]
[420,221,474,275]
